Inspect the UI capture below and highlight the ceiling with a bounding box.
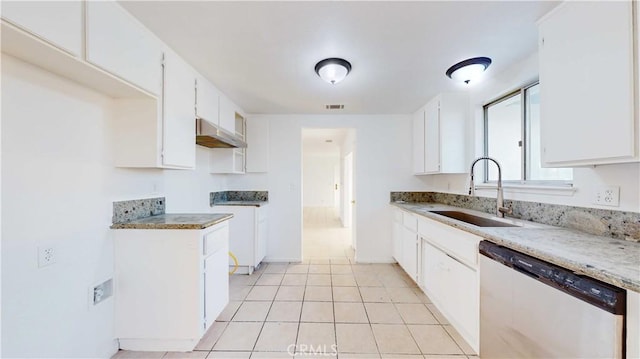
[120,1,558,115]
[302,128,348,155]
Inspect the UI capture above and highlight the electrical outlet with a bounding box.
[92,279,113,305]
[38,246,56,267]
[594,186,620,207]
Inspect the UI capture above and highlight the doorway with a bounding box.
[301,128,355,261]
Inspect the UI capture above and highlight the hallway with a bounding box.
[303,207,354,261]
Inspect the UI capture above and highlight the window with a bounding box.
[484,83,572,184]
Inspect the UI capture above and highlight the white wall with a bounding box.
[1,55,226,358]
[230,115,426,263]
[423,53,640,213]
[302,152,340,207]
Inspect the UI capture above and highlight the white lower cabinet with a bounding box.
[394,209,419,282]
[213,205,268,274]
[391,207,403,262]
[391,208,420,283]
[401,225,419,281]
[391,209,480,354]
[113,221,229,351]
[420,238,479,354]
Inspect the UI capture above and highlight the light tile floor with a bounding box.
[113,208,478,359]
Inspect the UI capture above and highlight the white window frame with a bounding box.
[482,81,573,187]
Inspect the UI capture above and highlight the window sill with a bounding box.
[474,183,577,197]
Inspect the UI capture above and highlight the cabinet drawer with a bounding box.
[203,224,229,256]
[402,212,418,231]
[418,216,481,267]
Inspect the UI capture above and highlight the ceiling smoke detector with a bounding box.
[325,104,345,110]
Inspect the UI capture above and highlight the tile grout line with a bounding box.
[359,275,383,358]
[331,260,338,358]
[294,264,309,356]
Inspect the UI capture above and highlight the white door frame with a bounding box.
[301,128,356,260]
[342,152,354,229]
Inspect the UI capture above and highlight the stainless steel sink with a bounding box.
[429,210,520,227]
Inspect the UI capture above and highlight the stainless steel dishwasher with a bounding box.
[479,241,626,358]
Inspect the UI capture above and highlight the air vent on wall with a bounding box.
[325,104,344,110]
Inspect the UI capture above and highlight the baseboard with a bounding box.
[118,338,198,352]
[264,257,302,263]
[353,257,396,264]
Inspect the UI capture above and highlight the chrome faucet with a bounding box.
[468,157,512,218]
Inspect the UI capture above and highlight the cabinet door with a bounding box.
[256,211,268,266]
[422,241,447,302]
[218,94,237,134]
[401,226,418,281]
[2,1,82,57]
[246,117,269,173]
[539,1,635,165]
[392,221,402,263]
[204,248,229,330]
[412,108,426,174]
[424,98,441,173]
[86,1,162,95]
[196,75,220,125]
[444,252,478,346]
[162,51,196,168]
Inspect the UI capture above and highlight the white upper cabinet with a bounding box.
[112,49,196,169]
[413,93,468,174]
[1,1,83,57]
[211,96,247,174]
[539,1,637,166]
[412,108,426,174]
[424,98,441,173]
[195,75,220,125]
[246,117,270,173]
[86,1,163,95]
[162,50,196,169]
[219,94,239,134]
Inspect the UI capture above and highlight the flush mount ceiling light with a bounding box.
[445,57,492,84]
[315,58,352,84]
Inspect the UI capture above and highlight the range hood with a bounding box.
[195,117,247,149]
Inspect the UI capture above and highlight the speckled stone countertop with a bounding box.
[212,201,268,207]
[392,202,640,292]
[111,213,233,230]
[210,191,269,207]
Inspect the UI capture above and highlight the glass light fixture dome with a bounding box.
[315,58,352,84]
[446,57,492,84]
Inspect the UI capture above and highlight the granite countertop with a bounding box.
[111,213,233,230]
[212,200,268,207]
[392,202,640,292]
